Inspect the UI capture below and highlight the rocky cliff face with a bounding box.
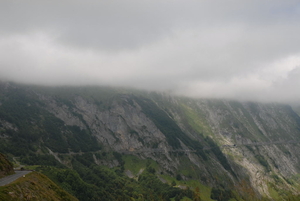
[1,82,300,199]
[172,99,300,197]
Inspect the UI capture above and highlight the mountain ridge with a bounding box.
[1,82,300,200]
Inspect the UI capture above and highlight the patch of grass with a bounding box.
[159,174,176,184]
[181,103,213,137]
[182,180,214,201]
[123,155,158,175]
[177,156,199,179]
[159,175,214,201]
[267,183,280,200]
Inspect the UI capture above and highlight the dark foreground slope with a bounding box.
[0,153,14,178]
[1,82,300,200]
[0,171,78,201]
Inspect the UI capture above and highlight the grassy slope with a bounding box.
[159,174,215,201]
[123,155,158,175]
[123,154,215,201]
[0,172,78,201]
[180,101,214,137]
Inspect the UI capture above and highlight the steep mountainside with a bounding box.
[0,82,300,200]
[0,153,14,178]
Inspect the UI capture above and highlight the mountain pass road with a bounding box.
[0,171,31,186]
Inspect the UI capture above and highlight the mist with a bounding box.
[1,0,300,103]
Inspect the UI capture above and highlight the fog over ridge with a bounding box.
[1,0,300,103]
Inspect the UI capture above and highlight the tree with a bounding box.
[193,187,201,201]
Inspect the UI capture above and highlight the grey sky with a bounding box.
[1,0,300,102]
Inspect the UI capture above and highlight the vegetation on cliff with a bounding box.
[38,163,195,201]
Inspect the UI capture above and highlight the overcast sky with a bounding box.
[1,1,300,102]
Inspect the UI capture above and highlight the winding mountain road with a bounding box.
[45,140,300,155]
[0,171,31,186]
[120,140,300,153]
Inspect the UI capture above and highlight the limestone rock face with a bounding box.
[42,95,168,152]
[175,100,300,196]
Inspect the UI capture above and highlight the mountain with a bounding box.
[0,81,300,200]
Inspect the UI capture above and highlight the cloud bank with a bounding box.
[1,0,300,102]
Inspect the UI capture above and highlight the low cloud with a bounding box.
[1,0,300,102]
